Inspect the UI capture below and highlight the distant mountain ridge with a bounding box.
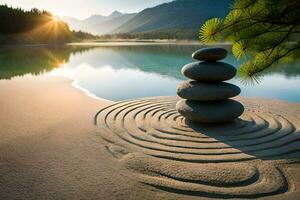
[113,0,232,34]
[62,0,233,39]
[61,11,136,35]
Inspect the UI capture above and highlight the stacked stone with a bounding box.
[176,47,244,123]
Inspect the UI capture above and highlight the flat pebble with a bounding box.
[176,99,244,123]
[182,62,236,82]
[192,47,228,61]
[177,80,241,101]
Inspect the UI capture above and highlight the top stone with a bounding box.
[192,47,228,61]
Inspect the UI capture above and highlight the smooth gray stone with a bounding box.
[176,99,244,123]
[177,80,241,101]
[182,62,236,82]
[192,47,228,61]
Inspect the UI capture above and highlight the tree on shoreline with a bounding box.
[200,0,300,81]
[0,5,97,44]
[0,5,73,43]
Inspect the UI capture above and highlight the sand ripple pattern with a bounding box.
[95,97,300,198]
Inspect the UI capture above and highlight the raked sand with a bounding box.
[0,76,300,200]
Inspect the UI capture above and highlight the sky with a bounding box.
[0,0,172,19]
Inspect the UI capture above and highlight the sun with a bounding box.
[51,16,60,23]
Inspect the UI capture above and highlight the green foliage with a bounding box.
[200,0,300,80]
[200,18,223,43]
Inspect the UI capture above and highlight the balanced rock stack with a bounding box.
[176,47,244,123]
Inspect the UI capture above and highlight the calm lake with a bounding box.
[1,44,300,102]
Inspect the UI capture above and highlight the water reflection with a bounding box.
[0,45,299,102]
[0,46,94,79]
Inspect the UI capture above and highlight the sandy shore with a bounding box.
[0,76,299,200]
[0,77,164,200]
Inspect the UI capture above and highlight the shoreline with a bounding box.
[70,79,113,102]
[0,76,299,199]
[56,74,300,104]
[0,41,233,49]
[68,41,232,47]
[5,73,300,104]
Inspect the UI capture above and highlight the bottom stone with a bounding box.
[176,99,244,123]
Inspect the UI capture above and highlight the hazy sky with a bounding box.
[0,0,172,19]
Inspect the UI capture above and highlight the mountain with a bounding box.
[113,0,232,36]
[62,0,233,39]
[61,11,136,35]
[60,16,82,30]
[109,11,123,19]
[93,13,137,35]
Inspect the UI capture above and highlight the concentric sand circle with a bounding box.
[95,96,300,198]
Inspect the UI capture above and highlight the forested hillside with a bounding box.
[112,0,233,39]
[0,5,96,44]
